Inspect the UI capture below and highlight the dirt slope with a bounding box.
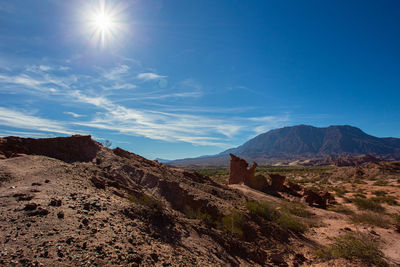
[0,136,302,266]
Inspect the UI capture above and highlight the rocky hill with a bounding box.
[0,135,308,266]
[1,135,400,266]
[169,125,400,167]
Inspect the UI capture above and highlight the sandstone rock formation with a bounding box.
[0,135,100,162]
[228,154,257,185]
[228,154,333,208]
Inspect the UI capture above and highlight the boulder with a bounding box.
[303,189,328,209]
[269,174,286,191]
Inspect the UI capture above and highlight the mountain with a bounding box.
[169,125,400,167]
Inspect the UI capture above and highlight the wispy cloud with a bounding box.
[63,111,84,118]
[0,72,72,93]
[104,64,130,80]
[0,107,75,135]
[103,83,137,90]
[0,62,291,148]
[137,72,166,81]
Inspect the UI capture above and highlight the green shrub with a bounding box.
[332,187,348,197]
[328,204,354,215]
[281,201,313,218]
[350,212,392,228]
[315,232,388,267]
[129,193,164,210]
[392,213,400,225]
[245,200,309,233]
[183,205,215,226]
[373,190,387,196]
[351,198,385,213]
[372,196,399,206]
[277,212,308,233]
[218,210,246,237]
[246,201,279,221]
[373,180,389,186]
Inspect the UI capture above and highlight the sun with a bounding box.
[94,12,112,31]
[85,0,125,48]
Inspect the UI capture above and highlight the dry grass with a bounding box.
[315,232,388,267]
[350,211,392,228]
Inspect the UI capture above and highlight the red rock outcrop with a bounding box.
[228,154,257,185]
[269,174,286,191]
[0,135,101,163]
[302,189,333,209]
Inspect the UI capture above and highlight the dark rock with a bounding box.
[270,253,285,264]
[44,179,50,183]
[269,174,286,191]
[27,208,49,217]
[57,211,64,219]
[49,199,62,207]
[32,183,42,186]
[91,176,106,189]
[17,195,34,201]
[23,203,38,211]
[82,218,89,226]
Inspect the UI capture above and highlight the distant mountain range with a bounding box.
[168,125,400,167]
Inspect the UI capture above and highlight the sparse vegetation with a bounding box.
[353,193,366,198]
[393,213,400,226]
[277,212,309,233]
[129,193,164,210]
[332,186,348,197]
[245,200,309,233]
[256,166,333,174]
[373,190,387,196]
[102,139,112,148]
[372,195,399,206]
[194,168,229,184]
[280,201,313,218]
[351,197,385,213]
[373,180,389,186]
[246,201,279,221]
[218,210,246,237]
[328,204,354,215]
[183,205,214,226]
[350,211,392,228]
[315,232,388,267]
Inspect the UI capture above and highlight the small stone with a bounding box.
[44,179,50,183]
[270,253,285,264]
[82,218,89,226]
[57,211,64,219]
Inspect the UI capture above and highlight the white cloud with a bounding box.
[103,83,137,90]
[64,111,84,118]
[137,72,166,81]
[0,72,71,92]
[104,64,130,80]
[67,91,288,147]
[0,107,75,135]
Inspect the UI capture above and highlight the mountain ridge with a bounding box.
[168,125,400,167]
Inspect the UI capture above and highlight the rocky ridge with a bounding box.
[0,135,310,266]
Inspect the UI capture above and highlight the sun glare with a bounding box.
[85,0,126,48]
[94,12,112,31]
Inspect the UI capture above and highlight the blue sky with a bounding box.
[0,0,399,160]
